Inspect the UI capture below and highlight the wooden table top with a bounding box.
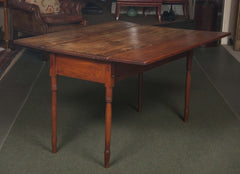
[15,21,230,65]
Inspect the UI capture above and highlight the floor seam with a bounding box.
[0,48,26,80]
[0,61,46,152]
[223,45,240,63]
[194,56,240,121]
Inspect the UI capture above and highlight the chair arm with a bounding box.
[8,0,41,14]
[8,0,48,33]
[59,0,85,15]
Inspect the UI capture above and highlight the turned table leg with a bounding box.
[185,2,189,18]
[104,63,114,168]
[104,86,113,168]
[51,75,57,153]
[184,51,193,123]
[50,54,57,153]
[115,3,120,20]
[138,72,143,112]
[157,4,162,23]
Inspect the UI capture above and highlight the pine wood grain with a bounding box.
[15,21,230,65]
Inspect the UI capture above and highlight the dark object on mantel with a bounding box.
[82,2,103,14]
[162,5,176,21]
[195,0,218,47]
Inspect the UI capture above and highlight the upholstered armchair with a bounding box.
[8,0,86,38]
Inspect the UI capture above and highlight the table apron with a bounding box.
[115,51,189,81]
[51,51,190,84]
[54,54,110,84]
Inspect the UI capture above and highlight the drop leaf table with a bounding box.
[15,21,230,168]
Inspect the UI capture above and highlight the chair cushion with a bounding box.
[25,0,60,14]
[41,14,83,24]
